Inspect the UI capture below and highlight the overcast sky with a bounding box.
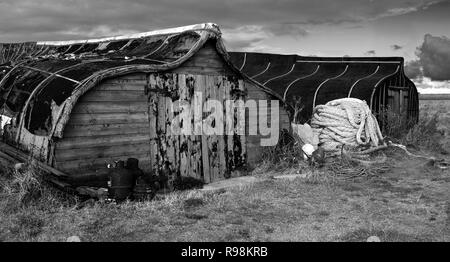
[1,0,449,92]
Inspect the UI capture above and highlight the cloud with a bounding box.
[371,0,444,19]
[414,77,450,93]
[416,34,450,81]
[407,33,450,93]
[262,24,309,38]
[391,44,403,50]
[222,25,288,52]
[404,60,422,79]
[377,7,419,18]
[365,50,376,56]
[0,0,442,42]
[222,25,271,51]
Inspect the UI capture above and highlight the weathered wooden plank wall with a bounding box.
[147,73,246,183]
[245,81,291,165]
[54,73,151,174]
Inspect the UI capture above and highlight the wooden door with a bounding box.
[387,86,409,115]
[147,73,246,183]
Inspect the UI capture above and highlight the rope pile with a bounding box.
[311,98,384,155]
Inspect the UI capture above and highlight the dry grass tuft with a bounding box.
[403,113,445,152]
[325,154,393,181]
[9,210,45,239]
[383,110,445,153]
[258,130,309,174]
[0,159,79,240]
[1,161,77,209]
[2,163,44,206]
[381,108,416,140]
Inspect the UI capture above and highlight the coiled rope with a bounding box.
[311,98,384,155]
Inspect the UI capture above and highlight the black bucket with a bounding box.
[109,161,135,201]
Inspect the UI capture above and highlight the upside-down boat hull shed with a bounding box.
[0,24,290,185]
[229,52,419,127]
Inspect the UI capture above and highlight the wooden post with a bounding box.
[226,79,235,170]
[201,75,211,183]
[148,74,158,172]
[238,79,247,164]
[178,74,190,179]
[217,76,227,179]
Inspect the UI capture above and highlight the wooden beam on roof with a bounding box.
[313,65,349,108]
[370,65,400,110]
[20,65,81,84]
[239,53,247,71]
[250,62,271,78]
[348,66,380,97]
[263,63,295,86]
[283,64,320,101]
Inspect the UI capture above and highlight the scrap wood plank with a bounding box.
[48,177,74,192]
[0,150,17,163]
[0,141,68,178]
[76,186,108,199]
[0,142,73,191]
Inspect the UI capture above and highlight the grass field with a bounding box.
[0,97,449,242]
[419,96,450,150]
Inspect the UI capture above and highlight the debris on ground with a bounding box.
[292,123,319,148]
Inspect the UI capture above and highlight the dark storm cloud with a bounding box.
[391,44,403,50]
[0,0,443,42]
[404,60,422,79]
[417,34,450,81]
